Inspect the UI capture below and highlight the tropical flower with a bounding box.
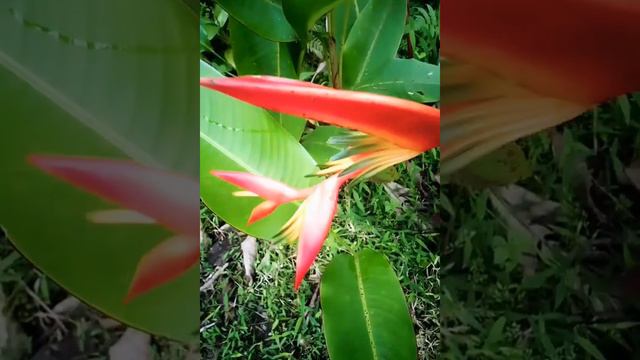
[201,75,440,289]
[441,0,640,174]
[28,155,199,303]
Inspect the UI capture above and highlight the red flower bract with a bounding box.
[200,76,440,152]
[203,75,440,289]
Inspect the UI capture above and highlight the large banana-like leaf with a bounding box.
[333,0,440,103]
[217,0,297,42]
[321,249,417,360]
[340,0,439,103]
[228,18,307,140]
[341,0,405,89]
[0,0,198,341]
[200,61,319,239]
[331,0,370,58]
[282,0,344,41]
[352,58,440,103]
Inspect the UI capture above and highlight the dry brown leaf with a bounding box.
[52,296,81,315]
[493,185,560,226]
[241,237,258,283]
[490,185,560,275]
[200,263,229,292]
[384,182,411,210]
[108,328,150,360]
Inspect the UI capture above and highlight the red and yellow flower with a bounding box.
[201,76,440,289]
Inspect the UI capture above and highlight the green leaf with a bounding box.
[200,23,215,53]
[301,126,349,164]
[536,319,558,360]
[330,0,370,58]
[282,0,344,41]
[338,0,439,102]
[0,1,198,341]
[575,335,606,360]
[321,249,417,360]
[229,19,306,139]
[369,166,400,184]
[200,61,319,239]
[484,316,506,347]
[446,142,532,189]
[341,0,406,89]
[352,59,440,103]
[217,0,297,42]
[617,94,631,124]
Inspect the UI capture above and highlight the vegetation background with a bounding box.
[441,67,640,358]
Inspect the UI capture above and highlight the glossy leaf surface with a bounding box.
[352,59,440,103]
[331,0,370,58]
[228,19,306,139]
[321,249,417,360]
[217,0,297,42]
[341,0,406,89]
[282,0,343,40]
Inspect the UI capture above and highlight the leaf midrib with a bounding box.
[0,49,161,168]
[200,130,261,175]
[351,3,391,86]
[355,254,379,360]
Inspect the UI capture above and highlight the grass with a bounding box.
[441,95,640,358]
[200,152,440,359]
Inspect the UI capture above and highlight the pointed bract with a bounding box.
[29,155,199,238]
[200,76,440,152]
[125,235,199,303]
[211,171,304,203]
[294,176,342,290]
[248,200,279,225]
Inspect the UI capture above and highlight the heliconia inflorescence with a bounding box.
[201,75,440,289]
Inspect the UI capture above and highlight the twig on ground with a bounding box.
[19,280,66,331]
[200,263,229,292]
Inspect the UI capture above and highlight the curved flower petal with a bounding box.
[125,235,199,303]
[28,155,199,238]
[211,170,304,203]
[248,200,279,225]
[200,76,440,152]
[294,175,342,290]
